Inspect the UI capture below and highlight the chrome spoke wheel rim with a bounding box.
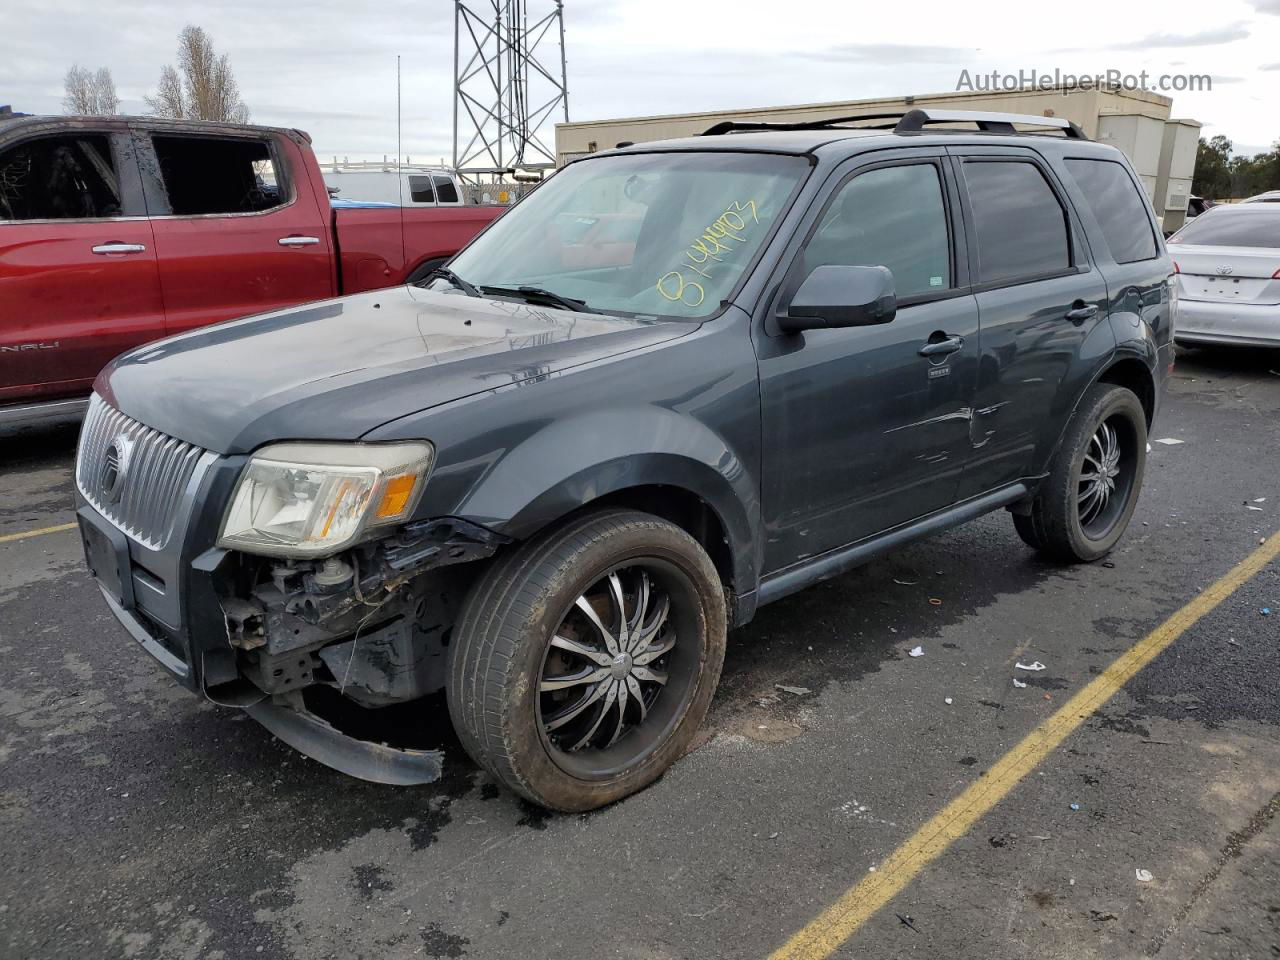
[537,559,697,780]
[1075,414,1135,539]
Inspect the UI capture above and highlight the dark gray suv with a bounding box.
[75,109,1174,810]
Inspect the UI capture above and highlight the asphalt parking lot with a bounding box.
[2,347,1278,960]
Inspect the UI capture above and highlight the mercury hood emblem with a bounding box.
[100,435,133,504]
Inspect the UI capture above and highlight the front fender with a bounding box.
[451,407,759,595]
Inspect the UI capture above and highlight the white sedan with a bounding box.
[1167,204,1280,348]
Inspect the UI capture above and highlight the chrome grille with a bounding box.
[75,394,208,550]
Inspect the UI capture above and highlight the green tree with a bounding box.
[1192,135,1233,199]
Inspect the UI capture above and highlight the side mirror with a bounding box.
[778,264,897,333]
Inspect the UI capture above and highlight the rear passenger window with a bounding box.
[804,163,951,298]
[0,134,122,220]
[963,161,1071,284]
[432,175,459,204]
[1063,158,1157,263]
[151,135,285,216]
[408,175,436,203]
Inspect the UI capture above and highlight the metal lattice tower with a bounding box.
[453,0,569,180]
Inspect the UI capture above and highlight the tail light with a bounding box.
[1173,261,1181,274]
[1272,267,1280,279]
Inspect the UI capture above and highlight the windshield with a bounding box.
[442,151,810,318]
[1169,209,1280,248]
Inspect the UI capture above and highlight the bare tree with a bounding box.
[145,26,250,123]
[63,65,120,115]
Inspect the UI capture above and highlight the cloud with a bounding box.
[1261,62,1280,70]
[1248,0,1280,13]
[1108,24,1250,49]
[1212,75,1245,83]
[802,43,978,64]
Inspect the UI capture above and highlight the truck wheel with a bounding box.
[447,509,727,812]
[1014,384,1147,562]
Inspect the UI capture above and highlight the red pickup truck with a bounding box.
[0,115,504,424]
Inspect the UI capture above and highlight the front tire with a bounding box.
[1014,384,1147,562]
[447,509,727,812]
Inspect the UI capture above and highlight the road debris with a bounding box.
[775,684,811,696]
[1015,661,1047,671]
[1013,678,1027,688]
[896,914,919,933]
[928,597,943,606]
[892,578,918,586]
[1135,869,1153,882]
[944,697,953,705]
[1247,506,1263,511]
[1070,803,1081,811]
[909,645,925,658]
[1262,608,1272,616]
[1153,438,1184,445]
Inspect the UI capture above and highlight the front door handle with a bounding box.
[1065,302,1099,323]
[278,235,321,247]
[919,335,964,358]
[91,243,146,255]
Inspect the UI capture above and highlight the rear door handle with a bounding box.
[91,243,146,255]
[278,235,321,247]
[919,335,964,357]
[1065,302,1099,323]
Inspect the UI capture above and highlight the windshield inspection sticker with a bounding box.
[656,200,760,308]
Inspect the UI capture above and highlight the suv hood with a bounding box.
[99,286,691,454]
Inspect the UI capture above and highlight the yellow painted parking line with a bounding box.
[0,521,78,545]
[769,529,1280,960]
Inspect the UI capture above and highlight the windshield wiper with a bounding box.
[479,284,592,313]
[422,267,480,297]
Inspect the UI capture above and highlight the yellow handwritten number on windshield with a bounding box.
[657,271,705,307]
[655,199,760,307]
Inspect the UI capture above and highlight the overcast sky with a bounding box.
[5,0,1280,162]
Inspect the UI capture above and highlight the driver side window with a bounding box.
[804,163,952,299]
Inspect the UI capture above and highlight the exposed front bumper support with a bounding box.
[244,697,443,785]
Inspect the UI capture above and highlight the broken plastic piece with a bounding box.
[1135,868,1153,882]
[1153,438,1184,445]
[1015,661,1046,671]
[944,697,953,705]
[908,645,924,658]
[1262,608,1272,616]
[1069,802,1080,811]
[1013,678,1027,688]
[775,684,811,696]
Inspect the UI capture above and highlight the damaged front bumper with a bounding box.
[246,695,444,785]
[77,463,506,784]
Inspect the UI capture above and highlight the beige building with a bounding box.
[555,86,1202,231]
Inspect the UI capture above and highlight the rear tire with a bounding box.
[1014,384,1147,562]
[447,509,727,812]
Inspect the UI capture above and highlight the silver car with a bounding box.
[1168,204,1280,347]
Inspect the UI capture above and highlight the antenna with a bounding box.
[396,55,404,206]
[453,0,569,181]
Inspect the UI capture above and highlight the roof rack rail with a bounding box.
[895,108,1087,139]
[701,108,1087,140]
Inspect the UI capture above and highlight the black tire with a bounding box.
[447,509,727,812]
[406,257,448,285]
[1014,384,1147,562]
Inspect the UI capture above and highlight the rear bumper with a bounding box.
[1175,298,1280,347]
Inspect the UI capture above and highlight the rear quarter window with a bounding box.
[1063,158,1157,264]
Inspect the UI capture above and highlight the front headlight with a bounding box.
[217,441,434,558]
